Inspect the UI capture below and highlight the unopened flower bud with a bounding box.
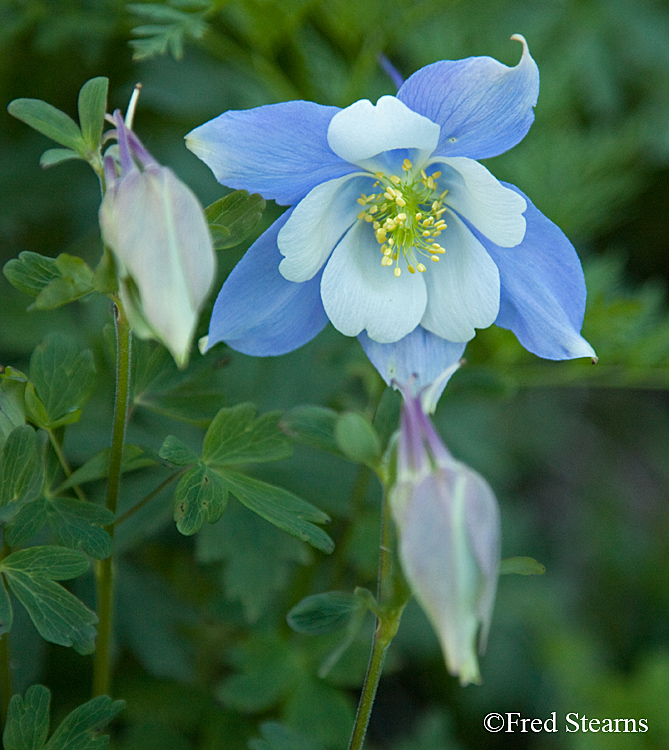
[99,111,215,367]
[389,376,501,685]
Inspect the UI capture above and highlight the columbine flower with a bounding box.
[390,369,500,685]
[100,110,216,368]
[186,36,595,387]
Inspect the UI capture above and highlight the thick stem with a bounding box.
[347,490,404,750]
[92,303,132,698]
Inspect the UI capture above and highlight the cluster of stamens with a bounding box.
[356,158,448,277]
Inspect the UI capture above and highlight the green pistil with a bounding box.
[357,158,448,277]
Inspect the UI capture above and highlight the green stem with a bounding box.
[115,469,183,526]
[347,489,405,750]
[0,541,12,729]
[92,302,132,698]
[48,429,87,502]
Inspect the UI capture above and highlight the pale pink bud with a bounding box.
[99,112,215,367]
[390,380,500,685]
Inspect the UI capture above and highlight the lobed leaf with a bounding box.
[0,379,26,449]
[77,77,108,152]
[58,444,157,491]
[3,684,51,750]
[3,570,97,654]
[39,148,84,168]
[173,463,228,535]
[43,694,125,750]
[46,497,114,560]
[29,334,96,428]
[5,497,49,549]
[287,591,361,635]
[204,190,265,249]
[279,406,345,458]
[159,435,199,466]
[7,98,85,152]
[217,471,333,554]
[334,412,381,466]
[1,546,89,580]
[0,425,42,521]
[203,404,292,467]
[3,252,59,298]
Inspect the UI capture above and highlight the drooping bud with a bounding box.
[389,373,501,685]
[99,110,215,368]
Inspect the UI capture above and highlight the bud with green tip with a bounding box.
[99,111,215,368]
[389,373,501,685]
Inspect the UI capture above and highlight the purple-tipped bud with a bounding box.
[99,112,215,367]
[389,378,501,685]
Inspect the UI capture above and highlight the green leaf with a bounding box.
[202,404,293,467]
[283,676,354,749]
[174,463,229,536]
[204,190,265,249]
[249,722,324,750]
[3,684,51,750]
[196,501,310,623]
[3,687,124,750]
[78,77,108,151]
[1,546,89,579]
[57,444,157,491]
[217,471,334,554]
[39,148,84,168]
[287,591,360,635]
[3,252,59,298]
[499,556,546,576]
[5,497,49,549]
[44,694,124,750]
[372,386,402,449]
[159,435,199,466]
[279,406,344,457]
[31,255,95,310]
[0,379,26,449]
[0,578,13,637]
[28,334,96,428]
[0,426,42,521]
[334,412,381,466]
[46,498,114,560]
[8,98,85,153]
[2,570,97,654]
[216,635,298,713]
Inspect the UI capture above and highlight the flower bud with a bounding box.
[389,379,500,685]
[99,111,215,367]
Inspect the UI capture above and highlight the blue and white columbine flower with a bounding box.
[186,36,595,387]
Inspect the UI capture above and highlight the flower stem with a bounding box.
[347,489,406,750]
[92,302,132,698]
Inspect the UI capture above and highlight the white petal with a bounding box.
[421,210,500,341]
[321,220,427,343]
[327,96,440,168]
[278,173,372,282]
[431,157,526,247]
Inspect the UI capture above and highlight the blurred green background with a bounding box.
[2,0,669,748]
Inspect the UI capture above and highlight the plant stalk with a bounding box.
[347,488,405,750]
[92,302,132,697]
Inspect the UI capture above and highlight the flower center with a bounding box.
[356,158,448,277]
